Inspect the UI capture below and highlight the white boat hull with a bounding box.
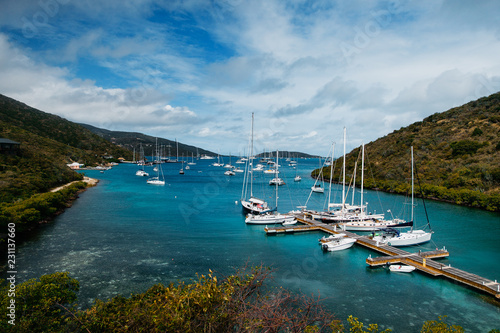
[241,198,272,215]
[341,221,390,231]
[389,265,416,273]
[245,213,295,224]
[147,179,165,185]
[321,237,356,251]
[381,230,432,247]
[135,170,149,176]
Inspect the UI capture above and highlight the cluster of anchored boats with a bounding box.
[240,120,434,257]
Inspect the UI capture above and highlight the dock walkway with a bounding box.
[264,213,500,299]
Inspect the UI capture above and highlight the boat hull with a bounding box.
[245,214,295,224]
[389,265,416,273]
[321,237,356,251]
[385,230,432,247]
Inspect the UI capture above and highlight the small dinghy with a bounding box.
[389,264,416,273]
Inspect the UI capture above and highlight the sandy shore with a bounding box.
[50,176,99,192]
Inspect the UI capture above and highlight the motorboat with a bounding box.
[311,184,324,193]
[321,235,356,252]
[245,212,295,224]
[389,264,416,273]
[269,177,285,186]
[135,170,149,177]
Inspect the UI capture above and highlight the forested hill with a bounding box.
[314,92,500,211]
[0,94,132,203]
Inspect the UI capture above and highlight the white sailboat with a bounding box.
[241,113,274,215]
[372,147,433,246]
[330,135,390,228]
[188,153,196,166]
[212,150,224,167]
[310,156,324,193]
[147,138,165,185]
[246,150,295,225]
[135,144,149,176]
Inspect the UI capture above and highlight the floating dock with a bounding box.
[264,213,500,299]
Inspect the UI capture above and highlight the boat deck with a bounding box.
[264,213,500,299]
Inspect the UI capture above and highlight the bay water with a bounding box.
[4,159,500,331]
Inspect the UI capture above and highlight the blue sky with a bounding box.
[1,0,500,156]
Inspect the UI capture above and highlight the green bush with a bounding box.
[0,181,87,232]
[0,272,79,333]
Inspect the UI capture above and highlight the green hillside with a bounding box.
[313,92,500,212]
[0,94,132,203]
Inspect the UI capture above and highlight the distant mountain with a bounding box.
[255,151,320,159]
[79,124,318,159]
[79,123,216,159]
[0,94,132,203]
[313,92,500,211]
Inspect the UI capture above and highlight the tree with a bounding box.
[0,272,79,332]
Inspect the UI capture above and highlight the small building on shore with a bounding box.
[0,138,20,155]
[67,162,84,169]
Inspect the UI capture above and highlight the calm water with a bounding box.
[4,159,500,331]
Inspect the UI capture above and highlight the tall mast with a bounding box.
[352,160,357,206]
[361,143,365,214]
[328,143,335,211]
[411,146,414,225]
[250,112,254,197]
[275,149,279,208]
[342,127,346,212]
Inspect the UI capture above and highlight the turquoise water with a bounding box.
[5,159,500,331]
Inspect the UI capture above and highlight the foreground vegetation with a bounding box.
[313,92,500,211]
[0,181,87,234]
[2,267,492,332]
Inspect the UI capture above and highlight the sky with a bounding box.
[1,0,500,156]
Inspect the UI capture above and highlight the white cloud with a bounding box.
[1,0,500,155]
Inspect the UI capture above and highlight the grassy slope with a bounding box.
[313,92,500,211]
[0,94,132,203]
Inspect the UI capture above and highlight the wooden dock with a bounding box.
[264,213,500,299]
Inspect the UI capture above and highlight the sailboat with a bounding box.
[188,152,196,166]
[245,150,295,225]
[371,146,433,246]
[212,150,224,167]
[310,156,324,193]
[241,113,274,215]
[135,144,149,177]
[147,139,165,185]
[294,162,301,181]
